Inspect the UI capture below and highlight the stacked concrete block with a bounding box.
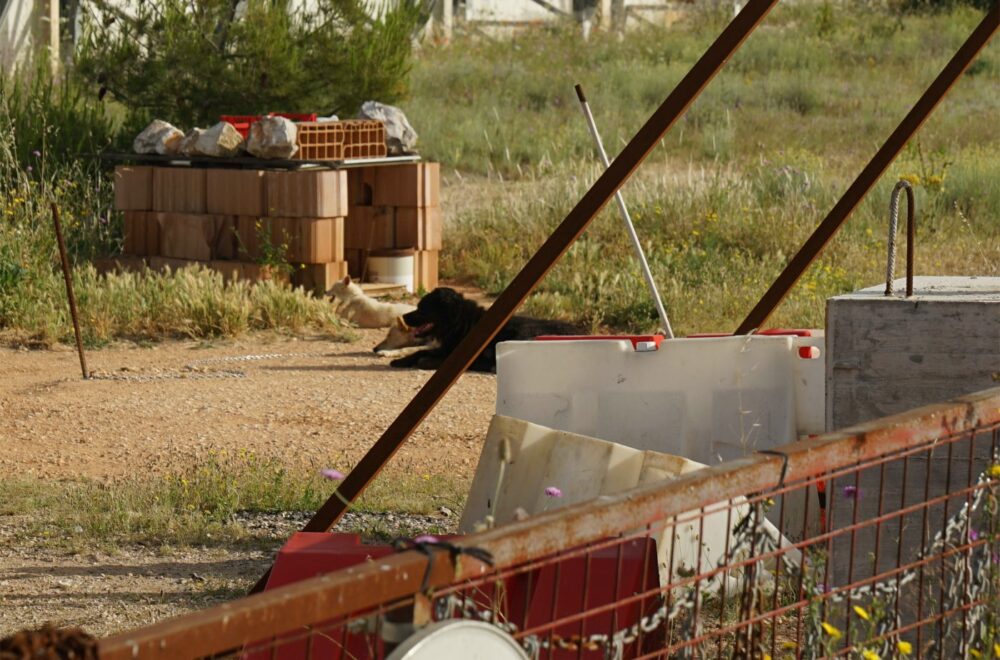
[344,162,441,292]
[111,165,350,294]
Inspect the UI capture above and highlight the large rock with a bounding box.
[357,101,417,155]
[246,116,298,159]
[178,128,205,157]
[193,121,244,158]
[133,120,184,155]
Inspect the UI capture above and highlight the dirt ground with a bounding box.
[0,326,497,638]
[0,328,495,480]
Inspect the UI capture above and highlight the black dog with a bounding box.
[389,287,580,373]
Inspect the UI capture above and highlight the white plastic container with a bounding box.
[367,248,415,292]
[496,334,825,466]
[460,415,797,591]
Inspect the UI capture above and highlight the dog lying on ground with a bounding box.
[373,316,437,357]
[326,276,415,328]
[389,287,580,373]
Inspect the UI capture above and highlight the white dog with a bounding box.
[373,316,437,357]
[326,276,415,328]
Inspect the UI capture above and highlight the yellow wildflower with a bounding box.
[926,174,944,187]
[861,651,879,660]
[899,173,921,186]
[969,649,981,658]
[897,640,912,655]
[821,622,842,640]
[854,605,870,621]
[987,464,1000,479]
[994,643,1000,656]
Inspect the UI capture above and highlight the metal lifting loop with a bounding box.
[885,179,916,297]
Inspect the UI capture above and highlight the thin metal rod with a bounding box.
[249,0,779,595]
[51,203,88,379]
[735,7,998,334]
[574,83,674,338]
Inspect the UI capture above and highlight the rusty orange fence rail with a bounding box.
[98,386,1000,659]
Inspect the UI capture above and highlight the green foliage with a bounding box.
[73,0,428,128]
[422,4,999,334]
[0,59,117,175]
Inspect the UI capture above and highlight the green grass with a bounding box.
[0,452,466,551]
[407,3,999,333]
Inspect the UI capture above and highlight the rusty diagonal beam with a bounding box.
[736,5,999,334]
[250,0,780,594]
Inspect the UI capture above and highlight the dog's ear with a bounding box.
[342,275,352,286]
[396,316,409,331]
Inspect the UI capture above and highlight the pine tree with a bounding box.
[73,0,428,129]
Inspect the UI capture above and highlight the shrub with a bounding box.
[73,0,429,128]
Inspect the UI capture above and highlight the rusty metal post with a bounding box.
[735,7,998,334]
[51,203,89,380]
[249,0,780,595]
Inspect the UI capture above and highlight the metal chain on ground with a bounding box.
[87,368,247,382]
[85,351,330,383]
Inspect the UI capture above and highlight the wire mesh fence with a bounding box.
[97,387,1000,660]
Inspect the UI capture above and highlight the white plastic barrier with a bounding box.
[496,333,824,467]
[460,415,799,590]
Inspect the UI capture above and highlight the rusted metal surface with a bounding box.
[736,6,999,334]
[50,203,88,380]
[248,0,781,596]
[99,386,1000,660]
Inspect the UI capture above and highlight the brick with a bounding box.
[206,169,266,216]
[292,261,350,296]
[93,256,147,276]
[373,162,440,207]
[344,206,395,250]
[144,213,161,256]
[148,255,192,274]
[114,166,153,211]
[346,167,377,206]
[122,211,147,256]
[152,167,207,213]
[208,260,243,283]
[413,250,439,294]
[235,216,267,261]
[157,213,233,262]
[270,217,344,264]
[394,206,442,250]
[265,170,348,217]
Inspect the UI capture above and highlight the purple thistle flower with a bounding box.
[32,150,41,157]
[842,485,861,499]
[544,486,563,498]
[414,535,439,544]
[969,529,980,542]
[320,468,345,481]
[26,165,32,172]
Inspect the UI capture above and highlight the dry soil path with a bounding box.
[0,328,497,638]
[0,329,495,480]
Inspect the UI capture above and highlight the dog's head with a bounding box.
[326,275,361,303]
[401,287,466,340]
[374,316,429,353]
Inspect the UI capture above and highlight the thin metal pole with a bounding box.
[51,202,88,379]
[249,0,778,595]
[574,83,674,339]
[735,6,998,335]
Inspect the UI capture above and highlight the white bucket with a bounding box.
[366,249,415,292]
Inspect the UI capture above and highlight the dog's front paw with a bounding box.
[389,355,416,368]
